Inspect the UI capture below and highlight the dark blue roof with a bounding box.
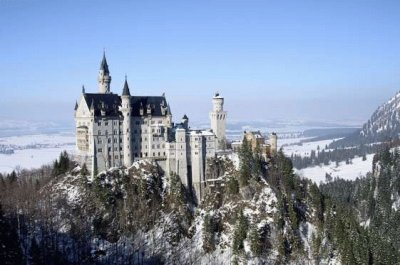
[83,93,169,118]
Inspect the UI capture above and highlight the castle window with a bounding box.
[98,130,101,135]
[163,152,165,156]
[195,152,198,155]
[98,148,102,152]
[114,147,118,151]
[140,153,143,157]
[98,122,101,126]
[105,122,108,126]
[134,129,137,134]
[158,152,160,156]
[145,152,148,157]
[98,139,102,144]
[135,121,140,125]
[114,130,117,134]
[135,153,138,157]
[115,155,118,159]
[153,152,155,156]
[157,144,160,148]
[108,138,111,143]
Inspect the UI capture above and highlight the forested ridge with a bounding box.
[0,144,399,264]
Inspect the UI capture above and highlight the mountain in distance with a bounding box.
[331,91,400,148]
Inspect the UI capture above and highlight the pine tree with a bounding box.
[232,209,248,254]
[30,238,45,265]
[227,176,239,195]
[8,171,17,184]
[80,163,89,176]
[0,204,24,265]
[238,137,252,187]
[249,225,262,256]
[202,214,215,253]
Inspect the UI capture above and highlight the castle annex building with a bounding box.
[74,53,227,199]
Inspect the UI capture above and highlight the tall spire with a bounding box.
[98,51,111,94]
[100,50,109,74]
[122,75,131,96]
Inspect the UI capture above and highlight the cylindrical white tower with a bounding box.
[209,93,227,150]
[270,132,278,155]
[121,78,132,167]
[98,52,111,94]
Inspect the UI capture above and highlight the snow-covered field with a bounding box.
[281,138,342,158]
[0,133,75,174]
[280,136,374,183]
[296,154,374,184]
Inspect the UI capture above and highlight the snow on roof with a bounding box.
[189,130,215,136]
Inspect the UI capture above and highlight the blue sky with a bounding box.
[1,0,400,125]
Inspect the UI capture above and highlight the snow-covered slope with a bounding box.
[332,91,400,147]
[23,156,342,264]
[361,91,400,140]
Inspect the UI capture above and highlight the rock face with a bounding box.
[331,91,400,147]
[360,91,400,142]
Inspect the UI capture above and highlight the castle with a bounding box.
[74,53,227,200]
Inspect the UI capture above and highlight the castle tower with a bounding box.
[209,93,227,150]
[182,114,189,130]
[270,132,278,155]
[121,77,132,167]
[175,128,188,187]
[98,52,112,94]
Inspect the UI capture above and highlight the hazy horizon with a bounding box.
[2,1,400,125]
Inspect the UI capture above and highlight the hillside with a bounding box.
[331,91,400,147]
[320,147,400,264]
[0,148,343,264]
[1,146,398,264]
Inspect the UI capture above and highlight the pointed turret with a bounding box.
[121,75,132,168]
[82,85,85,94]
[122,75,131,96]
[182,114,189,129]
[100,51,109,74]
[74,101,78,111]
[98,52,111,94]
